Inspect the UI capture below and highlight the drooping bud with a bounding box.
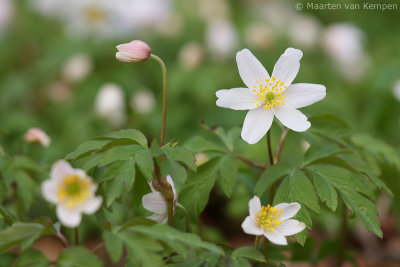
[24,128,51,147]
[116,40,151,63]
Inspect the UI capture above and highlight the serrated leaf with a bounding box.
[98,145,143,167]
[291,170,320,213]
[94,129,148,148]
[312,172,338,211]
[0,206,16,225]
[254,162,291,198]
[163,156,187,189]
[341,189,382,238]
[185,136,226,153]
[307,156,359,173]
[0,223,44,253]
[309,114,350,139]
[8,156,41,172]
[162,146,197,171]
[14,248,49,267]
[134,149,154,181]
[180,158,221,217]
[56,247,103,267]
[295,230,308,246]
[366,174,393,197]
[303,144,346,166]
[65,140,110,160]
[103,231,123,263]
[14,171,35,212]
[218,154,239,197]
[231,246,266,262]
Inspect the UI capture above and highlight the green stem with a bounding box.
[176,203,189,232]
[254,236,260,249]
[337,206,348,266]
[150,54,168,148]
[167,200,173,227]
[74,227,79,246]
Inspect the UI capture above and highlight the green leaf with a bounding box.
[163,156,187,189]
[162,146,197,171]
[231,246,266,262]
[218,154,239,197]
[56,247,103,267]
[103,231,123,263]
[303,144,347,166]
[340,189,382,238]
[274,170,320,214]
[98,145,143,167]
[254,162,291,198]
[180,158,221,217]
[134,149,154,181]
[312,172,338,211]
[94,129,148,148]
[185,136,226,153]
[14,249,49,267]
[0,206,16,225]
[295,230,308,247]
[307,156,359,173]
[8,156,41,172]
[0,223,44,253]
[309,114,350,139]
[65,140,110,160]
[232,257,252,267]
[366,174,393,197]
[14,171,35,212]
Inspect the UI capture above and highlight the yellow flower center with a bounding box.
[255,204,284,231]
[58,175,91,209]
[252,77,288,110]
[85,5,107,23]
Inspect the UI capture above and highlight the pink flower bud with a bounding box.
[116,40,151,63]
[25,128,51,147]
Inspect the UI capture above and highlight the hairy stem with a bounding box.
[254,235,261,249]
[266,131,274,166]
[167,200,173,227]
[150,54,168,148]
[274,128,289,163]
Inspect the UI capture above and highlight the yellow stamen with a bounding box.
[252,77,288,110]
[255,204,284,231]
[57,175,91,209]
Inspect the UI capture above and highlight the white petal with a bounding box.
[241,108,274,144]
[263,230,288,245]
[142,192,167,214]
[241,216,263,236]
[271,48,303,86]
[148,213,168,224]
[50,160,74,182]
[166,175,177,202]
[273,107,310,132]
[81,196,102,214]
[284,83,326,108]
[276,219,306,236]
[236,49,270,89]
[41,180,59,204]
[274,202,301,221]
[115,52,132,62]
[216,88,258,110]
[248,196,261,220]
[56,205,82,228]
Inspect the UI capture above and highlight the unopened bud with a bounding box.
[25,128,51,147]
[116,40,151,63]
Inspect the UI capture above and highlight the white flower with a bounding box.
[393,80,400,102]
[0,0,13,35]
[25,128,51,147]
[206,19,238,60]
[94,83,126,128]
[42,160,102,228]
[241,196,305,245]
[288,15,321,49]
[178,42,204,70]
[61,53,93,83]
[216,48,326,144]
[130,90,155,114]
[142,175,177,224]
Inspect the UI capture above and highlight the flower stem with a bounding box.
[167,199,173,227]
[74,227,79,246]
[176,203,189,232]
[150,54,168,148]
[337,205,348,266]
[274,128,289,163]
[266,131,274,165]
[254,235,260,249]
[233,152,270,169]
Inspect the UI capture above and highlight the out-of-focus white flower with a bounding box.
[216,48,326,144]
[393,80,400,102]
[61,53,93,83]
[322,23,369,81]
[257,1,294,32]
[0,0,13,34]
[142,175,177,224]
[288,15,321,49]
[95,83,126,128]
[178,42,204,70]
[244,23,273,50]
[42,160,102,228]
[206,19,238,60]
[130,90,156,114]
[241,196,305,245]
[116,40,151,63]
[195,153,209,166]
[25,128,51,147]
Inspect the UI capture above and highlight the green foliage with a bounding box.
[56,247,103,267]
[254,163,291,198]
[231,246,266,265]
[14,249,49,267]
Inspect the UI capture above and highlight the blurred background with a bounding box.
[0,0,399,265]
